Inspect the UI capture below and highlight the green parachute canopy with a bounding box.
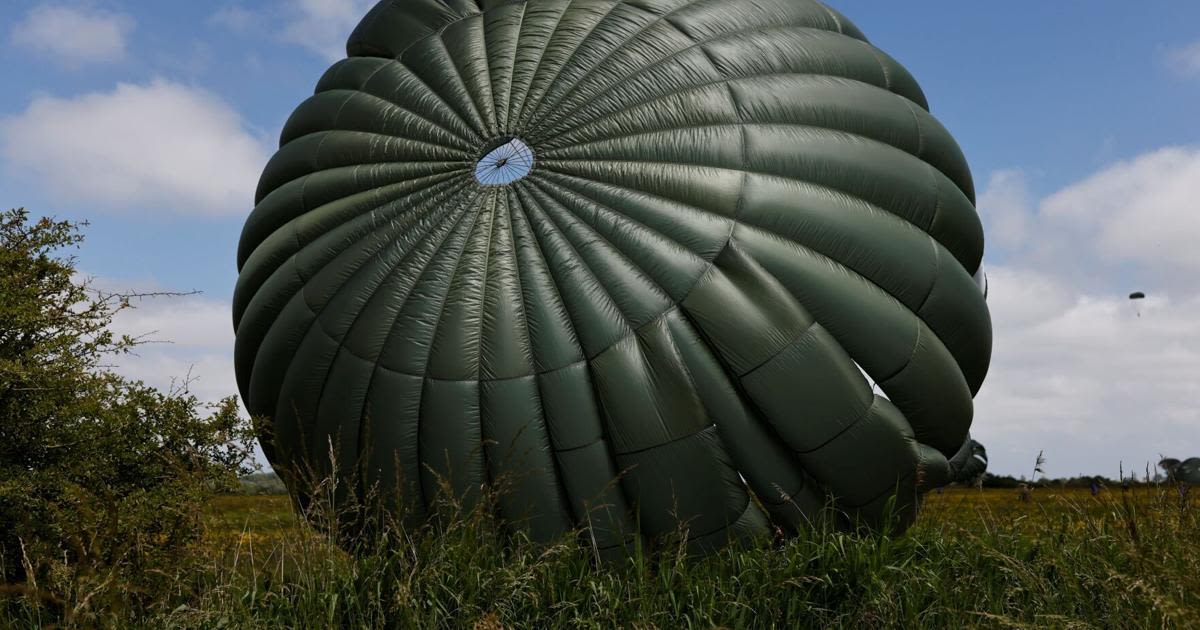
[234,0,992,552]
[1163,458,1200,484]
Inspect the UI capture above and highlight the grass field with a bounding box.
[161,485,1200,629]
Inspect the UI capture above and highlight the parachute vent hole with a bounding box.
[475,138,534,185]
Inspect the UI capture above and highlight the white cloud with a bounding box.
[10,5,134,67]
[209,1,370,62]
[108,291,238,410]
[979,147,1200,291]
[973,269,1199,479]
[209,6,259,33]
[0,80,270,216]
[972,147,1200,477]
[281,0,374,62]
[976,170,1032,252]
[1041,147,1200,275]
[1164,41,1200,77]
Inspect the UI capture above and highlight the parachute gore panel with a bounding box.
[234,0,993,552]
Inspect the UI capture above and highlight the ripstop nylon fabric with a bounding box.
[233,0,993,553]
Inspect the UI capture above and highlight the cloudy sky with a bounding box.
[2,1,1198,478]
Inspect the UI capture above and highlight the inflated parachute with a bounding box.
[1129,291,1145,317]
[234,0,992,552]
[1171,458,1200,485]
[1182,459,1200,485]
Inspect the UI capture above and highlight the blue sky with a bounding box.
[2,1,1198,478]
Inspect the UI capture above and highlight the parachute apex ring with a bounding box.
[474,137,534,186]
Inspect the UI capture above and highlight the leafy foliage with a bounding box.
[0,209,256,624]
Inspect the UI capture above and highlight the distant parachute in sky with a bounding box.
[233,0,993,553]
[1129,291,1146,317]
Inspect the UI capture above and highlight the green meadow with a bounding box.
[30,485,1189,628]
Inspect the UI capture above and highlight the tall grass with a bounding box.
[6,484,1192,628]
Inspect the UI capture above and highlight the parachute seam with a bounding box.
[537,170,732,257]
[521,0,705,128]
[540,72,968,192]
[915,237,942,316]
[732,225,970,415]
[903,96,926,158]
[238,174,470,309]
[499,188,538,379]
[293,180,473,313]
[794,395,877,457]
[315,87,478,151]
[509,182,588,371]
[739,320,820,381]
[531,24,927,138]
[282,183,473,397]
[614,422,717,458]
[664,302,815,509]
[555,434,604,455]
[275,129,474,165]
[525,178,672,329]
[269,191,472,493]
[514,0,627,131]
[351,58,483,144]
[877,325,924,388]
[235,178,466,352]
[818,3,845,35]
[475,190,499,383]
[405,190,489,511]
[475,11,499,136]
[510,181,638,538]
[646,313,715,454]
[431,34,492,139]
[490,194,576,517]
[299,190,475,443]
[867,44,893,92]
[686,496,759,546]
[927,163,944,234]
[540,154,975,268]
[498,2,527,133]
[533,174,710,289]
[286,179,471,324]
[843,470,917,511]
[474,191,499,494]
[542,73,912,150]
[288,121,475,160]
[514,180,634,356]
[504,0,574,129]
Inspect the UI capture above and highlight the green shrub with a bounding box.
[0,209,256,625]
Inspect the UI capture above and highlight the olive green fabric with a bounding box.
[234,0,992,551]
[946,437,988,484]
[1175,458,1200,485]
